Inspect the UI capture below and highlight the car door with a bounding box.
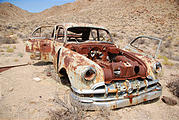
[123,36,162,59]
[26,26,54,62]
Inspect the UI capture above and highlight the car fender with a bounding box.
[57,47,105,90]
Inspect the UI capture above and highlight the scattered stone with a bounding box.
[46,72,51,77]
[8,87,14,92]
[29,100,37,104]
[33,77,41,82]
[48,97,55,102]
[161,96,177,106]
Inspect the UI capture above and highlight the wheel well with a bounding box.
[59,68,71,87]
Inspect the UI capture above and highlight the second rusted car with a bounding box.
[26,23,162,109]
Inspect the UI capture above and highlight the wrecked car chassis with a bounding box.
[26,23,162,110]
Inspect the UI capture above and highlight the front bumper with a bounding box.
[70,79,162,110]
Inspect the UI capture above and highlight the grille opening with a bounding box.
[95,85,105,90]
[134,66,140,74]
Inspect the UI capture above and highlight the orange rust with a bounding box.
[64,42,148,84]
[124,94,138,104]
[108,89,117,93]
[25,45,31,52]
[64,56,73,68]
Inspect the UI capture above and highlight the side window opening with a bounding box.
[32,26,53,39]
[98,29,111,42]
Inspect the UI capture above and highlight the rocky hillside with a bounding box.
[0,2,32,23]
[0,0,178,60]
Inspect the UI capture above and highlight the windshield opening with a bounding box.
[66,27,112,43]
[32,26,53,38]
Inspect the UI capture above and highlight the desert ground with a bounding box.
[0,0,179,120]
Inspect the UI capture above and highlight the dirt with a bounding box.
[0,0,179,119]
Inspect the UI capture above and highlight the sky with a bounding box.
[0,0,75,13]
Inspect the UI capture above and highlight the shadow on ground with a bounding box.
[33,61,53,66]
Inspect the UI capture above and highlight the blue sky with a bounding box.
[0,0,75,13]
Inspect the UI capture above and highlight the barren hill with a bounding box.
[0,2,33,23]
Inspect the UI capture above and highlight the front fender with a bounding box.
[58,47,104,90]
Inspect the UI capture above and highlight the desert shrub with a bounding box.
[166,79,179,98]
[0,36,17,44]
[14,59,19,62]
[6,47,14,53]
[13,45,16,49]
[49,93,111,120]
[0,49,4,52]
[49,93,89,120]
[17,52,23,57]
[158,55,174,66]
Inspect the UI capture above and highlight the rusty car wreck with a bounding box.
[26,23,162,110]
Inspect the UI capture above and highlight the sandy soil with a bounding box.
[0,0,179,119]
[0,39,179,120]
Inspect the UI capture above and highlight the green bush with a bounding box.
[158,55,174,66]
[6,47,14,53]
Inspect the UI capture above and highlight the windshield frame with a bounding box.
[65,27,114,44]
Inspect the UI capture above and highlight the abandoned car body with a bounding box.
[26,23,162,109]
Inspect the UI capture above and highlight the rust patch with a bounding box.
[64,56,73,68]
[124,94,138,104]
[64,42,148,84]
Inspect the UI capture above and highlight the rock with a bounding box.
[33,77,41,82]
[8,87,14,92]
[29,100,37,104]
[161,96,177,106]
[46,72,51,77]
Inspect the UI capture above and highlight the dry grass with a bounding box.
[49,96,111,120]
[48,92,90,120]
[48,88,111,120]
[6,47,14,53]
[158,55,174,66]
[13,45,16,49]
[0,36,17,44]
[17,52,23,57]
[0,49,4,52]
[14,58,19,62]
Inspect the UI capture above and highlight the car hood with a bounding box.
[65,41,148,84]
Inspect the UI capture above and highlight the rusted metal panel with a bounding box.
[0,64,28,73]
[65,42,148,83]
[26,23,162,110]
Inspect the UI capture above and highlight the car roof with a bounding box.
[57,23,107,30]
